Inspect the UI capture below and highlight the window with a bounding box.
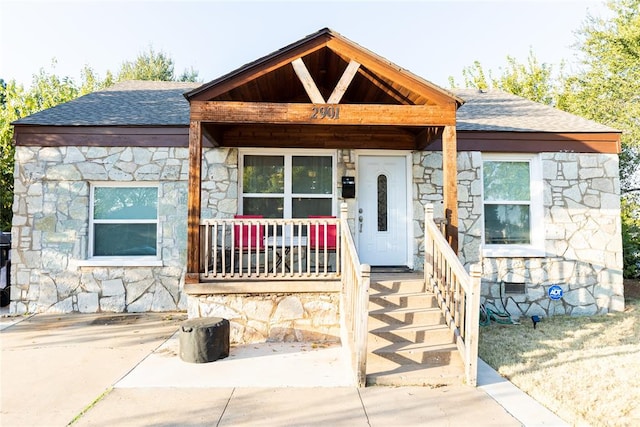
[240,150,335,218]
[89,184,159,260]
[481,154,544,257]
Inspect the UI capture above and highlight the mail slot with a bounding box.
[342,176,355,198]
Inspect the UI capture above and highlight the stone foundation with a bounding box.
[187,293,341,344]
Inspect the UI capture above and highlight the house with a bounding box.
[10,28,623,337]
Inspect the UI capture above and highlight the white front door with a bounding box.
[357,155,408,266]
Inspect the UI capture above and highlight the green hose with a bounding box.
[480,303,517,326]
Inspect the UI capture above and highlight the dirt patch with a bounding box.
[90,314,145,325]
[625,278,640,300]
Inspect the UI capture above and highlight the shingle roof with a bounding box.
[13,81,201,126]
[13,81,618,134]
[453,89,618,133]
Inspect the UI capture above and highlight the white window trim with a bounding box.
[481,153,545,258]
[80,182,162,266]
[238,148,338,217]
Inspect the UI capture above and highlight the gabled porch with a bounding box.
[181,29,479,386]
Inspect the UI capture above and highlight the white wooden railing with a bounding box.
[423,204,481,386]
[338,204,370,387]
[199,217,341,280]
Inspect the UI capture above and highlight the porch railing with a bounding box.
[199,217,341,280]
[423,204,481,386]
[338,204,370,387]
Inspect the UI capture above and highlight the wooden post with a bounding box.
[186,120,202,284]
[466,263,482,387]
[442,125,458,254]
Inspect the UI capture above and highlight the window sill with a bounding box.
[482,246,546,258]
[77,257,163,267]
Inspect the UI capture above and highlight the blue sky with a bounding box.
[1,0,608,89]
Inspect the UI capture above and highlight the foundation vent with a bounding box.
[504,282,526,294]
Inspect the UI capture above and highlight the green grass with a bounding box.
[479,298,640,426]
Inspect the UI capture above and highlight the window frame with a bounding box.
[81,182,162,266]
[238,148,338,218]
[481,153,545,258]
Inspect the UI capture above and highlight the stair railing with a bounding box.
[424,204,481,386]
[339,203,370,387]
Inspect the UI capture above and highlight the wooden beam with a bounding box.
[291,58,326,104]
[326,37,458,106]
[191,101,456,126]
[186,120,202,284]
[442,125,458,254]
[355,66,414,105]
[327,60,360,104]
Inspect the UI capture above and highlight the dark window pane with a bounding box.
[292,156,332,194]
[243,197,284,218]
[377,175,388,232]
[94,187,157,220]
[484,204,530,244]
[243,155,284,194]
[94,224,157,256]
[292,198,332,218]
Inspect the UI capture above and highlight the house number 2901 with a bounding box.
[311,106,340,120]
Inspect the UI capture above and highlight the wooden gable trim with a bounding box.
[325,37,462,107]
[187,28,462,110]
[187,34,331,101]
[190,101,456,126]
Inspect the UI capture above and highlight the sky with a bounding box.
[1,0,610,90]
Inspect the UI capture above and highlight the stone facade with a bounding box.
[11,144,623,321]
[413,151,624,318]
[10,145,199,314]
[187,293,341,344]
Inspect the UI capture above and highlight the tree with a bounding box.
[559,0,640,194]
[450,49,560,106]
[1,51,200,231]
[116,47,199,82]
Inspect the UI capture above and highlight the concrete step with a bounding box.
[369,279,425,294]
[366,352,464,387]
[368,292,438,310]
[368,306,444,326]
[368,323,454,346]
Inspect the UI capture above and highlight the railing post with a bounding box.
[424,204,434,289]
[340,203,348,280]
[357,263,370,387]
[466,263,482,386]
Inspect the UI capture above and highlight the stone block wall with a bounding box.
[187,293,341,344]
[413,151,624,318]
[10,146,194,314]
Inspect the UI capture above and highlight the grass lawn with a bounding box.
[479,279,640,426]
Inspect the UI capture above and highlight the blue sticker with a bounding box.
[548,285,563,300]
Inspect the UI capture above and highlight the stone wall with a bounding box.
[187,293,341,344]
[413,151,624,318]
[10,146,199,314]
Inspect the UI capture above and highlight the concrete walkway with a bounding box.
[1,312,567,426]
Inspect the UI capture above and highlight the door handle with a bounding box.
[358,215,363,232]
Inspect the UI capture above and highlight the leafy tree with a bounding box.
[1,50,200,231]
[559,0,640,194]
[450,50,559,106]
[117,46,199,82]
